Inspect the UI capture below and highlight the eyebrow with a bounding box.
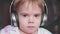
[19,12,29,15]
[20,13,41,15]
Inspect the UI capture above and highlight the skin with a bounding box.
[17,2,42,34]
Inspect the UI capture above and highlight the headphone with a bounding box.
[10,0,48,27]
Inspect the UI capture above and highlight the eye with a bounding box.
[34,14,40,17]
[23,14,28,17]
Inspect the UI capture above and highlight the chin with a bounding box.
[25,29,37,34]
[26,31,34,34]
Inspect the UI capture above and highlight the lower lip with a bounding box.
[27,26,35,29]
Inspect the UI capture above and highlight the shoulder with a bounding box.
[0,25,19,34]
[38,28,52,34]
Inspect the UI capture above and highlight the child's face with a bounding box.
[17,2,42,33]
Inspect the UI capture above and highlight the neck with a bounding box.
[19,29,38,34]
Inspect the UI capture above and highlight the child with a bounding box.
[0,0,52,34]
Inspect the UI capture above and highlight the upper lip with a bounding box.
[27,26,35,28]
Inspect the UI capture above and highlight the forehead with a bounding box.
[17,2,42,14]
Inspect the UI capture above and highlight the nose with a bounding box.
[28,16,34,23]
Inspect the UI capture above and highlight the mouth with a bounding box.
[27,26,35,30]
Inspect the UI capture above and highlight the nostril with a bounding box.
[28,16,34,23]
[28,21,34,23]
[28,19,34,23]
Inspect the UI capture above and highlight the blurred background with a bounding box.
[0,0,60,34]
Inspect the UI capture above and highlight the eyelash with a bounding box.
[23,14,28,17]
[34,15,40,17]
[22,14,40,17]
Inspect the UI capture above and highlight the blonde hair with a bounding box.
[13,0,45,12]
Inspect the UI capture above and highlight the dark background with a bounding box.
[0,0,60,34]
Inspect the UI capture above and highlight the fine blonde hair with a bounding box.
[13,0,45,12]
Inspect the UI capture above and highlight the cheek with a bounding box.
[18,16,28,26]
[18,17,27,29]
[34,17,41,26]
[35,17,41,23]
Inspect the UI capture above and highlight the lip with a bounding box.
[27,26,35,29]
